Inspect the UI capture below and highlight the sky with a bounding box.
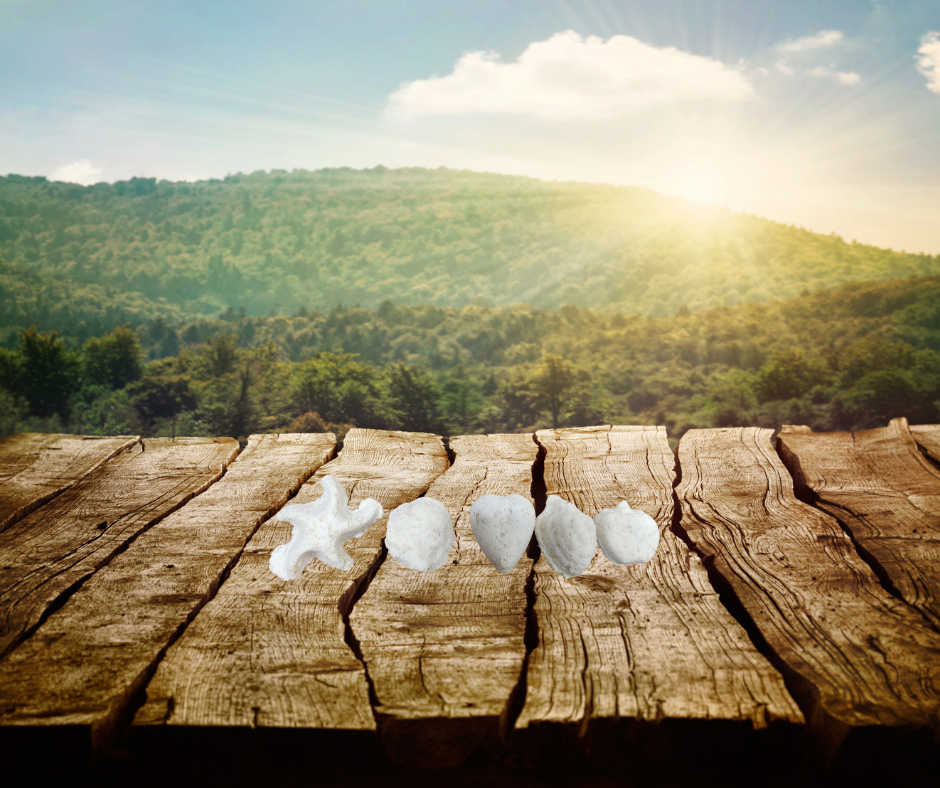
[2,0,939,253]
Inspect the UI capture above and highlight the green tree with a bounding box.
[530,354,581,429]
[17,326,82,419]
[83,324,143,389]
[228,362,254,439]
[439,366,484,433]
[385,362,443,433]
[0,385,28,436]
[129,376,197,435]
[293,352,383,426]
[497,368,541,431]
[753,349,829,402]
[695,370,758,428]
[836,370,935,429]
[204,333,239,377]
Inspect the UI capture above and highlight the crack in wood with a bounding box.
[0,433,334,762]
[676,426,940,763]
[0,438,239,662]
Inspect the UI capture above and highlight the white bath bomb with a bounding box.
[594,501,660,565]
[270,475,383,578]
[534,495,597,578]
[386,497,454,572]
[469,493,536,574]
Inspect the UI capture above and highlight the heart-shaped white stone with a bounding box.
[594,500,659,565]
[535,495,597,578]
[469,493,535,574]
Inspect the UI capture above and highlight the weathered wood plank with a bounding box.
[676,427,940,758]
[0,433,334,761]
[515,425,802,758]
[911,424,940,465]
[0,433,138,533]
[779,418,940,630]
[0,437,238,659]
[349,433,538,768]
[133,428,449,743]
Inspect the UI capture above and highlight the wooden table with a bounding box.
[1,422,939,779]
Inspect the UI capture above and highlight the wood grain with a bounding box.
[349,433,538,768]
[0,433,137,533]
[515,425,802,759]
[133,428,449,743]
[779,418,940,629]
[0,433,334,761]
[0,437,237,660]
[911,424,940,465]
[676,427,940,758]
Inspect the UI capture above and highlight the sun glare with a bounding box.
[659,160,731,207]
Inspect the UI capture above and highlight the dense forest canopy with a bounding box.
[3,273,939,441]
[1,167,938,351]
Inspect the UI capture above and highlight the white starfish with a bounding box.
[269,475,383,578]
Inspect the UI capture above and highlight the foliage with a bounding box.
[83,324,143,389]
[13,327,81,419]
[2,168,938,354]
[3,274,940,440]
[127,376,197,433]
[293,352,384,427]
[384,362,445,434]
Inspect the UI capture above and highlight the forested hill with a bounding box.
[1,167,938,342]
[3,272,940,441]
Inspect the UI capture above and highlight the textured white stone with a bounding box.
[269,475,383,579]
[386,497,454,572]
[534,495,597,578]
[594,500,660,565]
[469,493,536,574]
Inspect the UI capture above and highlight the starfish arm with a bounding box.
[270,539,308,580]
[345,498,383,540]
[316,542,355,571]
[318,475,349,513]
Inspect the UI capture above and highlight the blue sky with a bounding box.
[2,0,939,253]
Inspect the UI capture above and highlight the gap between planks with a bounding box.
[0,437,239,662]
[131,428,450,762]
[7,424,939,769]
[675,426,940,764]
[348,433,539,769]
[778,418,940,632]
[514,425,803,768]
[0,434,338,762]
[0,433,139,534]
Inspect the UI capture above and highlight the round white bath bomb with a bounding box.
[470,493,536,574]
[386,497,454,572]
[534,495,596,578]
[594,501,660,565]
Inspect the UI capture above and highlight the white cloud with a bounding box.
[810,66,861,85]
[777,30,844,53]
[51,159,103,184]
[917,31,940,94]
[775,62,794,75]
[388,30,753,120]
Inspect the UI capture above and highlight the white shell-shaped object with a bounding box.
[594,500,660,565]
[534,495,597,578]
[386,497,454,572]
[469,493,535,574]
[269,475,383,578]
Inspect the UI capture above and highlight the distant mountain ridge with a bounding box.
[1,167,937,342]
